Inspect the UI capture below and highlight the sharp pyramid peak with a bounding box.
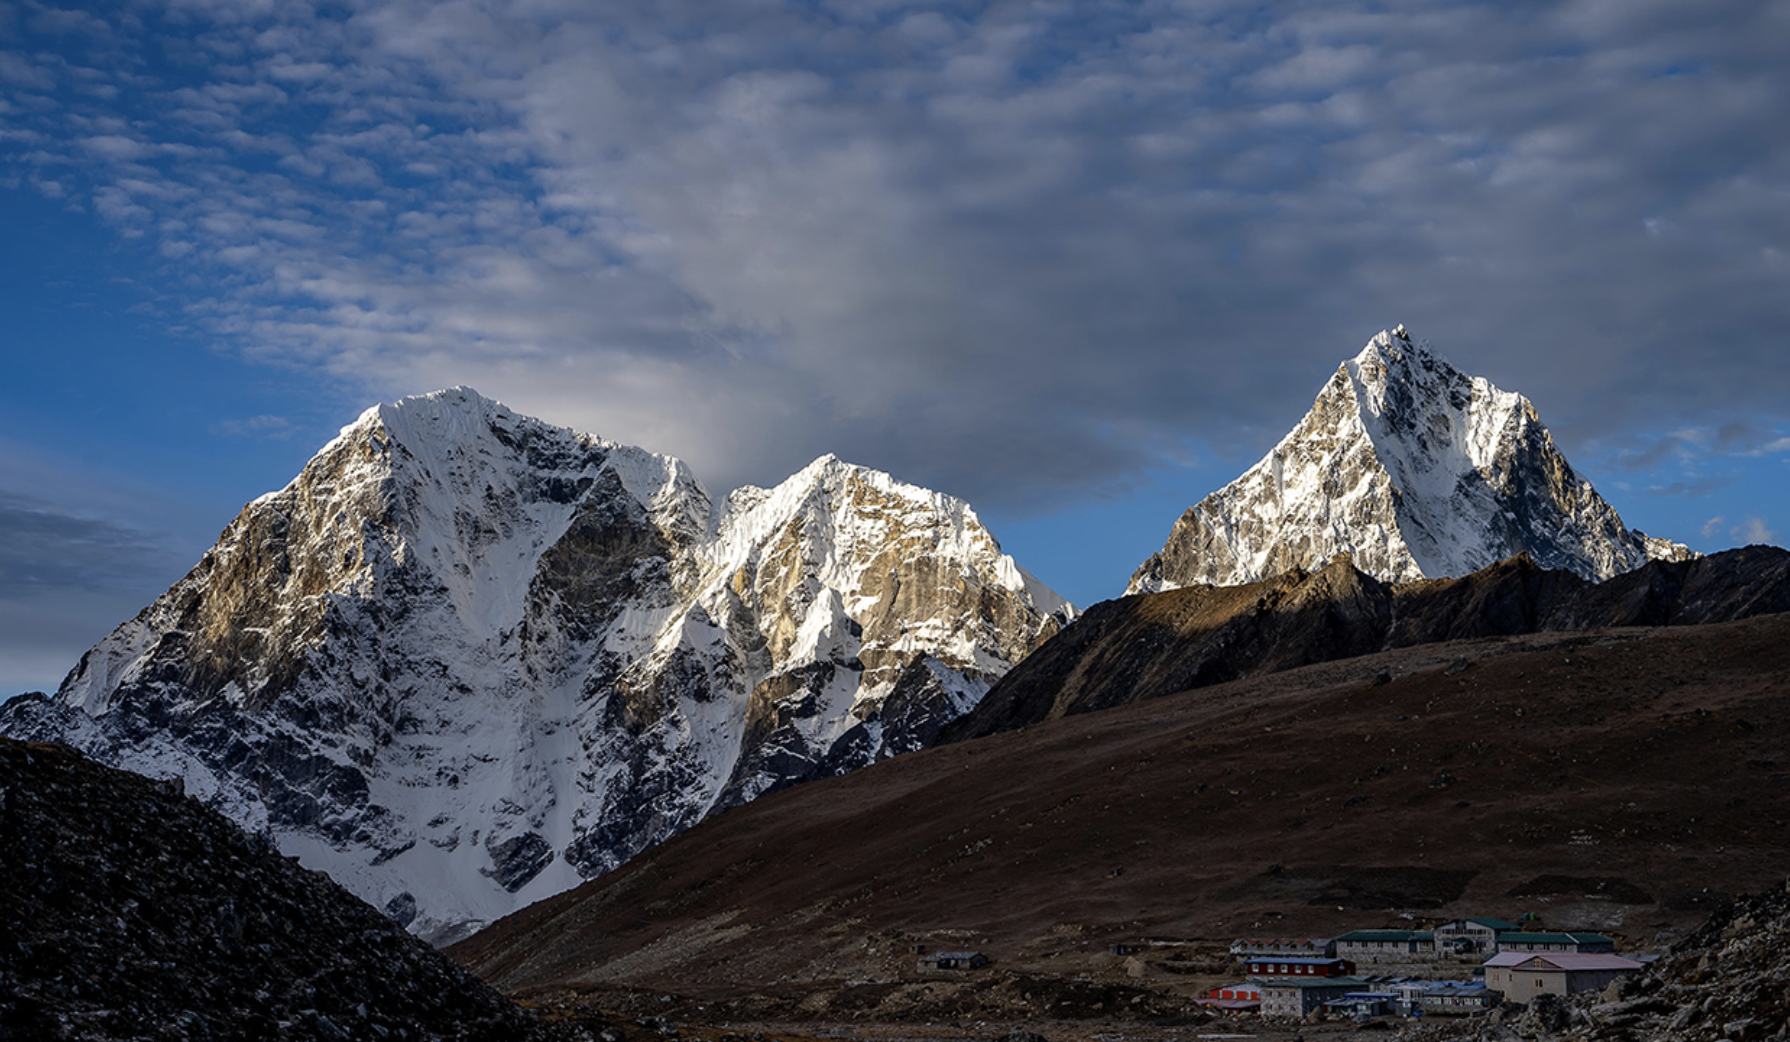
[1351,323,1421,358]
[1346,325,1467,385]
[1129,326,1695,594]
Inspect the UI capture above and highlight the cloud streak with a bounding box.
[0,492,180,592]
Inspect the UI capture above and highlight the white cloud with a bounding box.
[0,0,1787,510]
[1702,515,1724,538]
[0,51,56,90]
[1731,516,1776,545]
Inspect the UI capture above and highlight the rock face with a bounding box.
[1434,878,1790,1041]
[0,389,1070,943]
[0,737,541,1041]
[1129,327,1693,594]
[948,545,1790,741]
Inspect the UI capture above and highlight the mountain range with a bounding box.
[449,596,1790,1015]
[0,327,1742,952]
[950,545,1790,740]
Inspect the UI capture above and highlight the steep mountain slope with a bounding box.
[0,738,542,1041]
[949,546,1790,740]
[449,612,1790,1011]
[0,389,1069,943]
[1130,327,1692,594]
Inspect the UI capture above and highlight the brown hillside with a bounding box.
[451,613,1790,1012]
[944,546,1790,741]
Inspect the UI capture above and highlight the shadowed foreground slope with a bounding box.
[0,738,541,1041]
[452,612,1790,1011]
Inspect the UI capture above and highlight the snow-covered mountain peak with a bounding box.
[713,455,986,571]
[1128,328,1695,594]
[4,392,1070,943]
[701,453,1063,691]
[1342,330,1526,458]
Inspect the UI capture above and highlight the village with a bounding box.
[910,917,1650,1025]
[1182,918,1642,1022]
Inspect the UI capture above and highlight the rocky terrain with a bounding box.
[1421,879,1790,1041]
[948,545,1790,739]
[1130,328,1691,594]
[449,610,1790,1021]
[0,737,541,1041]
[0,389,1068,943]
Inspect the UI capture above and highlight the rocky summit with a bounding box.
[1129,327,1693,594]
[0,737,539,1041]
[0,389,1070,943]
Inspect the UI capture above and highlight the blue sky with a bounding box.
[2,0,1788,695]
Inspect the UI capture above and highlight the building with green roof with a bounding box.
[1435,917,1522,953]
[1334,930,1435,960]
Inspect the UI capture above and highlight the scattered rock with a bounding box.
[0,738,550,1041]
[1425,877,1790,1041]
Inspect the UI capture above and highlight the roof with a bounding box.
[1497,932,1614,945]
[1255,976,1377,990]
[1336,930,1425,942]
[1206,982,1263,994]
[1399,981,1491,994]
[1244,956,1348,965]
[927,951,986,960]
[1460,917,1521,931]
[1485,953,1643,972]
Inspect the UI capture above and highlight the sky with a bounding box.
[1,0,1787,696]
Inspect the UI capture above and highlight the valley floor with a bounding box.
[703,1019,1377,1042]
